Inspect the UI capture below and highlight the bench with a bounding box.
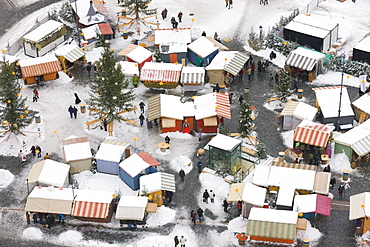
[86,119,101,130]
[267,97,279,104]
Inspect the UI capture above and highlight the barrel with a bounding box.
[302,238,310,247]
[321,154,329,165]
[343,170,349,181]
[120,9,126,16]
[278,152,285,162]
[220,85,226,94]
[80,104,86,114]
[181,58,186,66]
[122,31,129,39]
[35,114,41,123]
[297,89,303,99]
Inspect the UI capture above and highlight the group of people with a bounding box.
[165,10,183,29]
[19,145,44,163]
[190,208,204,225]
[225,0,233,9]
[68,93,81,119]
[26,212,65,228]
[202,189,215,203]
[174,235,187,247]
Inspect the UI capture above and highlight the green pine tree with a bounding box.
[248,27,260,51]
[275,66,293,103]
[59,2,75,23]
[86,40,135,125]
[0,60,33,135]
[256,141,268,159]
[238,93,254,138]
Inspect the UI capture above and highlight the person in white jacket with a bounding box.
[180,236,187,247]
[209,190,215,203]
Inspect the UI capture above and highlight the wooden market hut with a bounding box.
[140,62,181,89]
[181,67,205,91]
[350,192,370,234]
[280,100,318,131]
[352,93,370,124]
[119,153,161,190]
[224,51,250,81]
[285,47,326,81]
[62,136,92,174]
[205,51,237,85]
[118,61,139,85]
[25,160,70,188]
[293,194,332,219]
[246,208,298,245]
[313,86,355,128]
[187,36,228,67]
[154,28,191,63]
[54,45,86,73]
[81,23,114,44]
[95,139,130,175]
[116,196,154,225]
[22,20,66,58]
[126,46,153,69]
[353,35,370,64]
[207,134,242,174]
[139,172,176,206]
[19,55,62,85]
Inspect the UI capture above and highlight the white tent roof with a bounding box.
[139,172,176,194]
[207,134,242,152]
[187,36,218,58]
[353,93,370,114]
[285,21,329,39]
[23,20,64,42]
[116,196,148,221]
[248,208,298,224]
[354,36,370,53]
[95,139,130,163]
[252,165,271,187]
[350,192,370,220]
[18,55,59,67]
[160,94,194,119]
[180,67,205,84]
[205,51,237,70]
[63,136,92,162]
[293,102,318,121]
[126,46,152,63]
[81,24,100,40]
[74,189,115,203]
[293,14,338,31]
[37,160,70,187]
[119,153,151,177]
[276,182,296,207]
[293,194,317,213]
[154,28,192,45]
[54,45,86,63]
[227,183,245,202]
[118,61,140,77]
[335,127,370,146]
[193,93,217,119]
[313,86,354,118]
[242,183,267,207]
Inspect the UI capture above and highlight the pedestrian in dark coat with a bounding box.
[201,31,206,36]
[203,189,209,203]
[323,165,331,172]
[198,130,202,141]
[237,201,242,213]
[251,61,256,74]
[329,177,336,190]
[139,101,145,113]
[179,169,185,182]
[223,199,229,212]
[228,92,233,104]
[74,93,81,104]
[36,145,42,158]
[146,118,152,129]
[238,95,244,105]
[165,135,170,144]
[174,236,179,247]
[161,9,166,20]
[239,69,244,79]
[26,212,31,225]
[197,208,204,223]
[33,213,38,223]
[257,60,262,73]
[86,62,92,77]
[215,83,220,93]
[338,184,344,197]
[103,119,108,131]
[269,51,276,60]
[228,0,233,9]
[139,113,145,126]
[38,213,44,224]
[190,210,196,225]
[269,73,274,87]
[178,11,183,22]
[68,105,74,118]
[73,106,78,119]
[166,190,173,203]
[275,72,280,84]
[30,146,36,156]
[33,89,39,102]
[171,17,176,28]
[197,161,203,174]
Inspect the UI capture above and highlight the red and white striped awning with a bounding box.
[140,69,180,83]
[118,44,138,56]
[215,93,231,119]
[21,60,62,78]
[293,121,333,148]
[72,201,109,219]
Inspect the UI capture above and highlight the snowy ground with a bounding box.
[1,0,370,246]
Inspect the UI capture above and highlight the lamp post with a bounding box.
[336,53,346,131]
[259,25,263,40]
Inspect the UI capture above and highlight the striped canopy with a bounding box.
[215,93,231,119]
[140,68,180,83]
[72,201,110,219]
[247,220,297,240]
[293,120,333,148]
[286,52,317,71]
[224,52,249,76]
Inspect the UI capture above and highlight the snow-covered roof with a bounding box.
[353,93,370,114]
[18,55,59,67]
[360,119,370,131]
[187,36,219,58]
[119,153,159,177]
[23,20,64,42]
[205,51,237,70]
[126,46,153,63]
[118,61,140,77]
[27,186,74,201]
[313,86,354,118]
[81,24,100,40]
[193,93,217,119]
[95,139,130,163]
[276,182,296,207]
[37,160,70,188]
[71,0,107,26]
[248,208,298,224]
[335,126,370,146]
[293,102,318,120]
[284,21,329,39]
[207,134,242,152]
[1,54,18,64]
[354,35,370,53]
[160,94,194,119]
[293,14,338,31]
[293,194,317,213]
[242,183,267,207]
[180,67,205,84]
[350,192,370,220]
[141,62,181,71]
[62,137,92,162]
[74,189,115,203]
[54,45,86,63]
[154,28,192,45]
[116,196,148,220]
[139,172,176,194]
[252,164,271,187]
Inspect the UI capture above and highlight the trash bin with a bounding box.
[220,85,226,94]
[35,114,41,123]
[120,9,126,16]
[302,238,310,247]
[297,89,303,99]
[278,152,285,162]
[122,31,129,40]
[80,104,86,114]
[343,170,349,181]
[356,226,362,235]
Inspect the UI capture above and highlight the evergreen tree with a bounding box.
[238,93,254,138]
[275,66,293,103]
[86,40,135,125]
[256,142,268,159]
[248,27,260,51]
[59,2,75,23]
[0,60,33,135]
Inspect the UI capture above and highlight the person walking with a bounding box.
[33,89,39,102]
[239,68,244,80]
[161,9,166,20]
[139,113,145,127]
[139,101,145,113]
[171,17,177,28]
[86,62,92,77]
[165,135,170,144]
[214,32,219,40]
[190,210,197,225]
[178,11,183,22]
[201,31,206,37]
[30,146,36,156]
[26,212,31,225]
[214,83,220,93]
[209,190,215,203]
[197,208,204,223]
[174,236,179,247]
[269,51,276,60]
[225,0,229,8]
[180,236,187,247]
[329,177,336,190]
[228,0,233,9]
[179,169,185,182]
[223,199,229,212]
[269,73,274,87]
[44,153,51,160]
[338,184,344,197]
[73,106,78,119]
[247,67,252,80]
[74,93,81,104]
[197,130,202,141]
[58,214,65,225]
[228,92,233,104]
[275,72,280,84]
[343,182,350,196]
[197,161,203,174]
[21,152,27,163]
[166,191,173,203]
[36,145,42,158]
[132,74,139,88]
[32,213,38,223]
[238,95,244,105]
[203,189,209,203]
[68,105,74,118]
[251,61,256,74]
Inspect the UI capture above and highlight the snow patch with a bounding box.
[329,152,354,174]
[297,222,323,245]
[23,227,43,240]
[0,169,14,189]
[146,206,176,227]
[170,156,193,174]
[59,230,83,244]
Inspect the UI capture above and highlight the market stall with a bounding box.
[280,100,318,131]
[181,67,205,91]
[54,45,86,73]
[25,160,70,188]
[352,93,370,124]
[205,51,237,85]
[139,172,176,206]
[116,196,150,224]
[95,139,130,175]
[293,194,332,218]
[62,136,92,174]
[126,46,153,69]
[140,62,181,88]
[350,192,370,234]
[353,35,370,64]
